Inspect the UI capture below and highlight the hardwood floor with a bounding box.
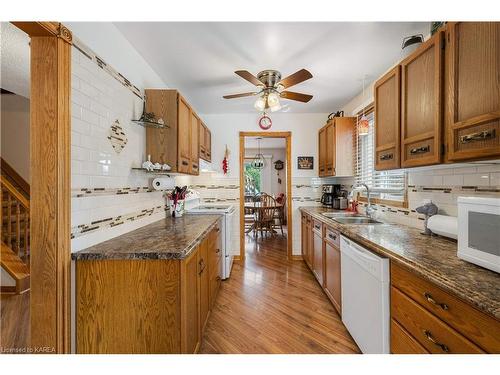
[199,230,360,354]
[0,291,30,353]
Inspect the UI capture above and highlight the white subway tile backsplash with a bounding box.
[71,45,165,253]
[463,173,490,186]
[443,174,464,186]
[490,172,500,186]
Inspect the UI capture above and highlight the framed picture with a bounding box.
[297,156,314,170]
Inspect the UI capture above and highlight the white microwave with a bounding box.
[457,197,500,273]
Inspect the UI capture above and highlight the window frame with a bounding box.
[354,103,408,208]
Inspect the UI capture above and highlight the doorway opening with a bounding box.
[239,132,292,261]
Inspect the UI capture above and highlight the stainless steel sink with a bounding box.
[332,217,382,225]
[321,212,363,218]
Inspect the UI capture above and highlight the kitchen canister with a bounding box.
[170,199,185,217]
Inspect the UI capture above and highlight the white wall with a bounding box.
[66,22,166,89]
[1,93,30,182]
[202,112,328,179]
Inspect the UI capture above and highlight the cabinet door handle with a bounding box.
[423,330,449,353]
[216,276,221,282]
[379,153,393,160]
[328,233,337,241]
[314,224,321,230]
[410,145,430,155]
[182,160,189,166]
[192,164,198,169]
[424,292,449,310]
[198,259,206,275]
[215,248,221,254]
[459,129,496,144]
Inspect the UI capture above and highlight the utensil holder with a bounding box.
[170,199,185,217]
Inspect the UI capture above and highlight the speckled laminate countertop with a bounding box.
[71,214,221,261]
[300,207,500,320]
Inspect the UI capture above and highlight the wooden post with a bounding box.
[13,21,73,353]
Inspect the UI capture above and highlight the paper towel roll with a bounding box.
[427,215,458,239]
[152,177,175,191]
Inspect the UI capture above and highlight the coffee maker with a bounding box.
[320,184,341,207]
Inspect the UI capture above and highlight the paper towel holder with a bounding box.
[415,201,439,236]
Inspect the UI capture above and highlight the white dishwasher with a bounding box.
[340,235,390,354]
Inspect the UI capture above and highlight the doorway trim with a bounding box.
[239,131,292,262]
[11,21,73,353]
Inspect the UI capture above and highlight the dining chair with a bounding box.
[272,194,286,235]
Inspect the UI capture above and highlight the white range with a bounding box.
[187,202,238,279]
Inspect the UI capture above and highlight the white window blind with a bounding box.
[355,107,406,202]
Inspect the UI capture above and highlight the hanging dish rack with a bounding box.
[132,94,168,128]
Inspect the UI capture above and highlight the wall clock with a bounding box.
[258,114,272,130]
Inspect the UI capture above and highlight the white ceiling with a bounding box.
[245,136,286,149]
[115,22,429,114]
[0,22,30,98]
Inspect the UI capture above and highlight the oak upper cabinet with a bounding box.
[205,125,212,162]
[318,127,327,176]
[401,31,444,168]
[145,89,200,175]
[374,66,401,170]
[199,122,212,162]
[190,111,200,174]
[324,227,341,315]
[312,220,324,285]
[445,22,500,161]
[318,117,355,177]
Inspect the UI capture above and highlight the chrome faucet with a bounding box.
[353,183,375,218]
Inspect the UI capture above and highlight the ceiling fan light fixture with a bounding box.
[254,96,266,112]
[267,92,280,107]
[270,102,282,112]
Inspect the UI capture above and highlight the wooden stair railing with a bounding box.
[1,177,30,263]
[1,241,30,294]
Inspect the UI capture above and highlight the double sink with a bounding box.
[321,211,382,225]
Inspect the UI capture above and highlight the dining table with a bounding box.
[244,202,284,234]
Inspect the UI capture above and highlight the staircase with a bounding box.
[1,158,30,294]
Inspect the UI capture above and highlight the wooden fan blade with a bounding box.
[223,92,257,99]
[235,70,264,87]
[280,91,313,103]
[277,69,313,89]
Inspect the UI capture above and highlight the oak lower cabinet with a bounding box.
[445,22,500,161]
[390,262,500,354]
[145,89,201,175]
[374,65,401,170]
[318,117,356,177]
[76,222,222,354]
[401,31,444,168]
[323,227,341,315]
[311,220,324,285]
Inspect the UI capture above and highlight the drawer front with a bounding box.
[324,227,340,247]
[312,220,323,234]
[391,263,500,352]
[391,287,484,354]
[391,319,429,354]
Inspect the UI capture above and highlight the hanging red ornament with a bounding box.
[222,144,230,174]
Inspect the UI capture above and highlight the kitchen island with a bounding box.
[72,214,223,354]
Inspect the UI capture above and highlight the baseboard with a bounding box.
[291,255,304,261]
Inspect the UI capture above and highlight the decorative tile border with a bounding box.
[71,204,168,238]
[73,37,143,99]
[72,186,158,198]
[190,184,240,190]
[408,185,500,193]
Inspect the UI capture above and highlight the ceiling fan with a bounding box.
[223,69,313,112]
